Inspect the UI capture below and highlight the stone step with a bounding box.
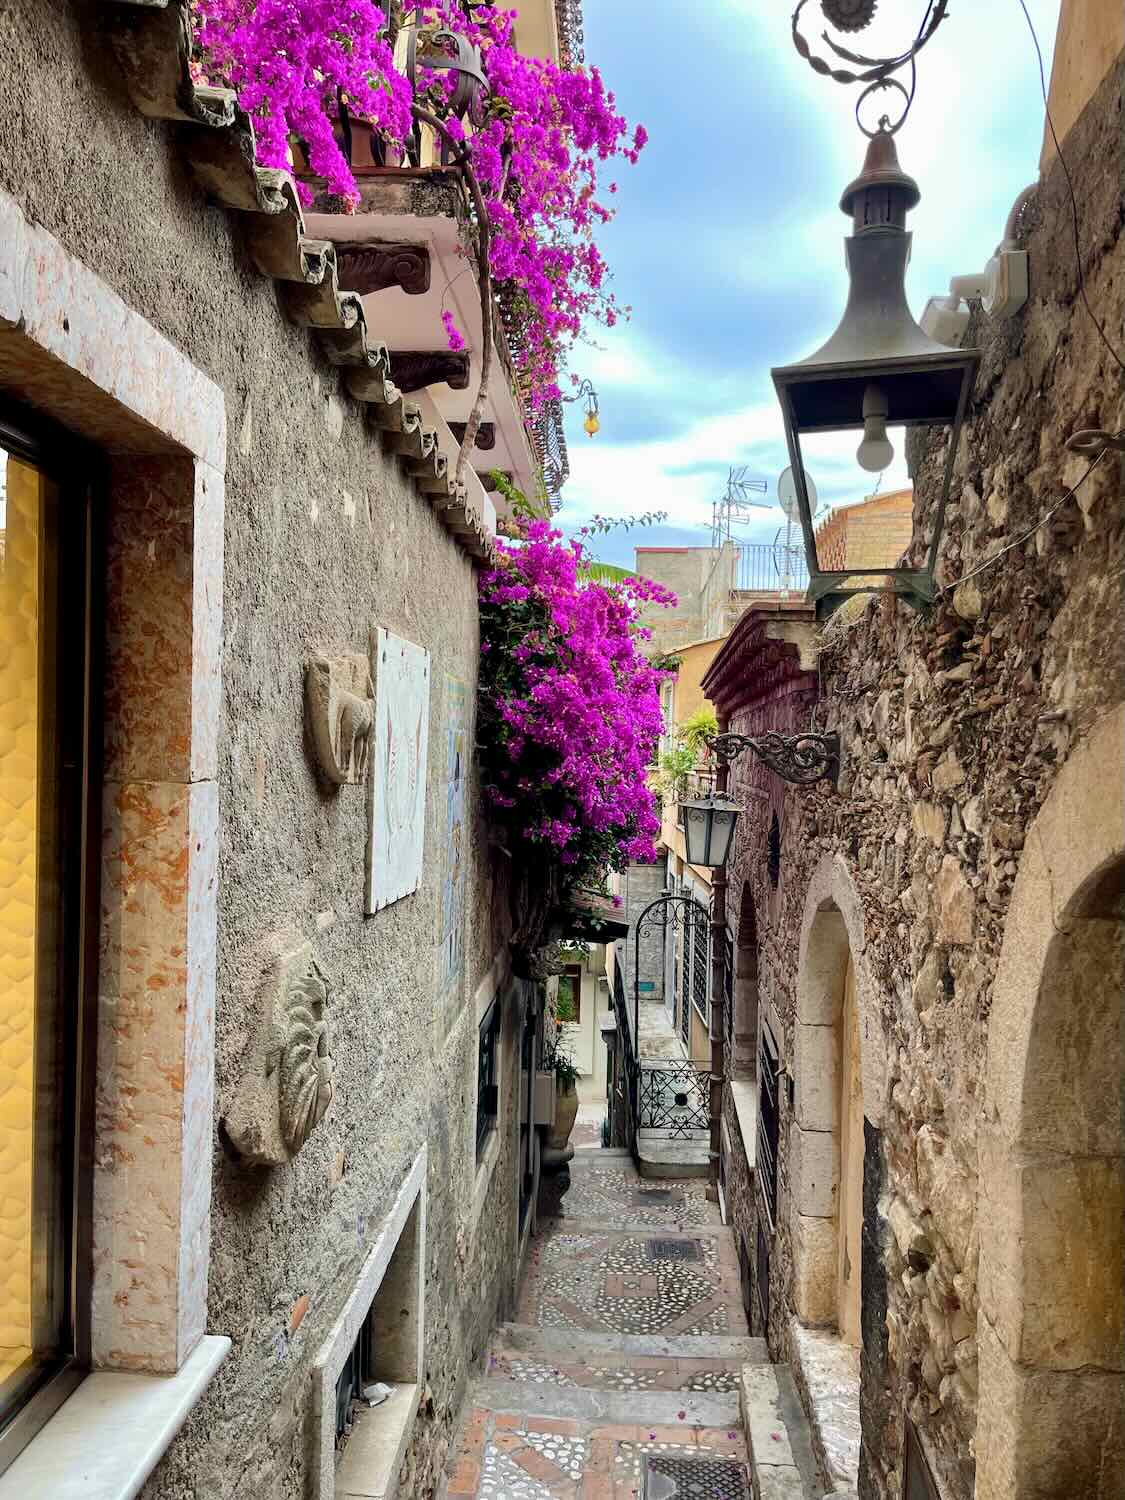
[470,1376,742,1431]
[739,1362,823,1499]
[637,1132,711,1179]
[495,1323,769,1364]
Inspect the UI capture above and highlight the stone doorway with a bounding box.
[976,706,1125,1500]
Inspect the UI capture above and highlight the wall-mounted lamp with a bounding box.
[562,377,600,437]
[772,129,980,616]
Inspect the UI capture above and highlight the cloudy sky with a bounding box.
[554,0,1061,567]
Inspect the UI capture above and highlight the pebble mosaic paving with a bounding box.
[449,1412,750,1500]
[551,1169,721,1232]
[445,1159,751,1499]
[518,1228,743,1337]
[489,1352,742,1395]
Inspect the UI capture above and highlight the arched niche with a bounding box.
[790,854,886,1328]
[976,704,1125,1500]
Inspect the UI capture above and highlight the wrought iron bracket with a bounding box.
[705,731,840,787]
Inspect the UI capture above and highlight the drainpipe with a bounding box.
[707,713,730,1202]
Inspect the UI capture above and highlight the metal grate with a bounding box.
[646,1237,702,1263]
[642,1453,751,1500]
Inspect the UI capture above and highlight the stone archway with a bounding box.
[732,879,760,1078]
[790,855,887,1327]
[976,705,1125,1500]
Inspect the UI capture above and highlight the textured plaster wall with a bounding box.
[0,4,521,1496]
[721,59,1124,1500]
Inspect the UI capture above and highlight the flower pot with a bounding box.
[546,1077,579,1152]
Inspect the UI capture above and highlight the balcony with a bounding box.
[299,4,575,526]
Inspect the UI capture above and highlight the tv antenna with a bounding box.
[773,466,822,597]
[710,466,769,547]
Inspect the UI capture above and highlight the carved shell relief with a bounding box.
[306,652,375,785]
[223,942,335,1166]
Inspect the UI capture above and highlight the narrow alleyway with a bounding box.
[443,1152,821,1499]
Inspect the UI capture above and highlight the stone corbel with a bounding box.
[448,421,496,451]
[389,350,471,393]
[222,942,335,1167]
[305,652,375,785]
[333,240,431,296]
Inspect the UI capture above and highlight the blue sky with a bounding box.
[553,0,1061,567]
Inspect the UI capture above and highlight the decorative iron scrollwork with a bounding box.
[791,0,949,134]
[705,730,840,787]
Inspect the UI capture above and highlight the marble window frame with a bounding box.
[0,188,226,1381]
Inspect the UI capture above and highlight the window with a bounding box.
[476,999,500,1157]
[557,963,582,1024]
[756,1021,780,1230]
[0,409,98,1474]
[767,812,781,889]
[690,903,710,1025]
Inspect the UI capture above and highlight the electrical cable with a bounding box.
[1016,0,1125,377]
[938,446,1112,595]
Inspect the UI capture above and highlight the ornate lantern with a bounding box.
[772,128,980,615]
[681,795,741,869]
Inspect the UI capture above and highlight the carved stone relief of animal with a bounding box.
[305,652,375,785]
[222,942,335,1167]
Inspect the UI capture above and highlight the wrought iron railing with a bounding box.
[495,283,570,508]
[612,958,638,1152]
[735,541,809,594]
[554,0,585,66]
[638,1062,713,1137]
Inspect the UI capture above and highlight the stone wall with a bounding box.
[709,57,1124,1500]
[0,5,529,1496]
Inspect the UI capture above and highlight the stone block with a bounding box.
[978,1135,1124,1371]
[791,1212,837,1327]
[934,856,973,945]
[791,1125,838,1219]
[915,1126,975,1266]
[92,779,218,1373]
[975,1314,1125,1500]
[794,1023,837,1133]
[911,801,947,846]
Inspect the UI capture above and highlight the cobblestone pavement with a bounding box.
[443,1155,755,1499]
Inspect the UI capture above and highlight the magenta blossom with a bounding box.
[478,523,674,889]
[189,1,645,408]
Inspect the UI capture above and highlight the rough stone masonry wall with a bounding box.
[781,58,1124,1500]
[0,5,523,1497]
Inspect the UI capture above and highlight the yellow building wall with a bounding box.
[0,454,40,1379]
[669,636,725,729]
[1041,0,1125,167]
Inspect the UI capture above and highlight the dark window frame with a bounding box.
[690,908,709,1025]
[0,399,103,1477]
[475,998,501,1158]
[756,1020,780,1231]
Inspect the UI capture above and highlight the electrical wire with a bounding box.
[938,446,1110,596]
[1016,0,1125,378]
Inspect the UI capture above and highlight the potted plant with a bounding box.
[541,1026,580,1157]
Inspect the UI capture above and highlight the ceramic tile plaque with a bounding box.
[366,629,430,914]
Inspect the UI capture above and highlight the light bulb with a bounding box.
[583,411,600,437]
[857,383,893,473]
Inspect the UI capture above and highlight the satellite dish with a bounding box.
[777,466,817,523]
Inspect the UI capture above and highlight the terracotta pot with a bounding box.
[546,1078,579,1152]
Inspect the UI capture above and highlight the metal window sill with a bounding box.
[0,1335,230,1500]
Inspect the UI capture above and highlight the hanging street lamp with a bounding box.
[680,794,742,869]
[772,127,980,617]
[561,377,601,437]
